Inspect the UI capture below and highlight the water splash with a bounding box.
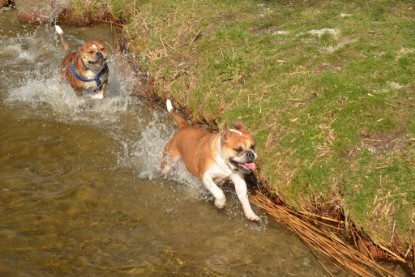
[132,113,173,180]
[0,21,223,209]
[0,43,35,64]
[5,57,133,124]
[1,23,130,123]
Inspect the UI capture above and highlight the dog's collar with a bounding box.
[216,135,235,171]
[70,62,108,90]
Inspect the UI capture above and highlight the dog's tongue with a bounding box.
[245,162,256,171]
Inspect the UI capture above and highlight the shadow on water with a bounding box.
[0,8,346,276]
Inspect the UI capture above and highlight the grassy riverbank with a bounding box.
[64,0,414,263]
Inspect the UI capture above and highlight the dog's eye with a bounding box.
[100,47,105,51]
[234,147,243,153]
[88,50,94,54]
[251,145,256,151]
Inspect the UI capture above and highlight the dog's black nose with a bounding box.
[96,52,103,58]
[246,151,255,162]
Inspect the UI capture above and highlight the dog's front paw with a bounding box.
[91,93,104,100]
[245,212,260,222]
[214,197,226,209]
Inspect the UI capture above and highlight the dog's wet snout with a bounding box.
[96,52,103,58]
[246,150,255,162]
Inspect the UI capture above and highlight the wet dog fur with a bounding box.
[161,99,260,221]
[55,25,109,99]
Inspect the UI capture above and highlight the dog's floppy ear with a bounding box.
[76,41,89,54]
[221,122,229,141]
[76,44,83,54]
[233,121,249,133]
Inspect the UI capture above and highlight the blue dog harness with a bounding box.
[70,62,108,91]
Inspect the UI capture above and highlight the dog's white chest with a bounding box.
[84,70,97,80]
[83,79,98,90]
[82,70,105,91]
[205,162,233,182]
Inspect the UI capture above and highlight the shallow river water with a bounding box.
[0,8,343,276]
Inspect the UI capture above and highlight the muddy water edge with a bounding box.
[0,8,348,276]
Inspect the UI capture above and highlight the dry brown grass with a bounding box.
[250,191,405,276]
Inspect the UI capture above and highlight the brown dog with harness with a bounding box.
[55,25,109,99]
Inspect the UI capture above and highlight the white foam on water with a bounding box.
[0,7,13,13]
[114,111,171,178]
[134,115,173,180]
[0,44,34,64]
[5,56,134,125]
[0,38,38,65]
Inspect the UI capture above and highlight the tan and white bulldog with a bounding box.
[55,25,109,99]
[161,99,260,221]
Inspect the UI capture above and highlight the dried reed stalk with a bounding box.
[250,191,397,277]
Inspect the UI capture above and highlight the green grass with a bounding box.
[73,0,415,249]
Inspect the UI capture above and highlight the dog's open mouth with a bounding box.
[230,160,256,172]
[88,57,106,65]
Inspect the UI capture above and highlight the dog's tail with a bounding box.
[55,25,70,53]
[166,99,188,129]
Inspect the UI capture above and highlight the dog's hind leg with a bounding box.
[160,145,180,175]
